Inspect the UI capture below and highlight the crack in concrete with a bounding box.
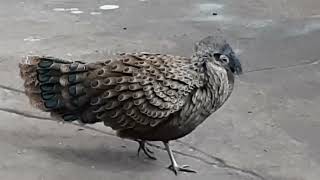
[0,107,115,135]
[244,59,320,74]
[176,140,226,164]
[147,142,265,180]
[0,107,265,180]
[0,84,24,93]
[174,141,265,180]
[0,108,53,120]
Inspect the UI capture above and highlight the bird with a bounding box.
[19,36,242,175]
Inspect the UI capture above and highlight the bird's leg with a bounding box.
[163,141,196,175]
[136,140,157,160]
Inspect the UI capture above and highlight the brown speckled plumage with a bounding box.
[19,36,242,174]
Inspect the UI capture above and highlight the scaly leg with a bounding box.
[163,141,196,175]
[137,140,157,160]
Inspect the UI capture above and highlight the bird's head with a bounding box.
[194,36,242,75]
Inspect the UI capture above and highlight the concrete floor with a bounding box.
[0,0,320,179]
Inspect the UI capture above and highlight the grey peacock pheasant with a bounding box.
[19,36,242,175]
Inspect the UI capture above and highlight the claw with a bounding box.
[137,140,157,160]
[163,141,197,175]
[168,164,197,175]
[145,146,154,154]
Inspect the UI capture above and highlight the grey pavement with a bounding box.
[0,0,320,179]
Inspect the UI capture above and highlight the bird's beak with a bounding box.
[230,56,243,75]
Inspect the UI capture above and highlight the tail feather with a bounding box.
[19,56,97,122]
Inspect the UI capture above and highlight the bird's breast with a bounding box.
[174,65,234,130]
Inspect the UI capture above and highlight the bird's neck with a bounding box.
[175,61,235,129]
[204,62,234,111]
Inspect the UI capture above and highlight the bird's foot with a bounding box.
[168,164,197,175]
[137,140,157,160]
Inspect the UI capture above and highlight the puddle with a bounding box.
[53,8,67,12]
[53,8,79,12]
[99,5,119,10]
[53,7,83,14]
[70,10,83,14]
[90,12,102,15]
[23,36,41,42]
[52,5,119,16]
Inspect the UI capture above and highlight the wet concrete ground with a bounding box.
[0,0,320,179]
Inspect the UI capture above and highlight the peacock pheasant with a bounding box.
[19,36,242,175]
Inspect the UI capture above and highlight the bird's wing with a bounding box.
[19,53,204,131]
[87,53,205,130]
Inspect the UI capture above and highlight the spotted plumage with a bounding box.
[19,36,242,175]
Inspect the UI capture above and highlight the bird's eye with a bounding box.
[219,55,229,64]
[213,53,221,60]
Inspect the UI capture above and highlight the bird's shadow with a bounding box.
[34,144,165,172]
[0,128,167,173]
